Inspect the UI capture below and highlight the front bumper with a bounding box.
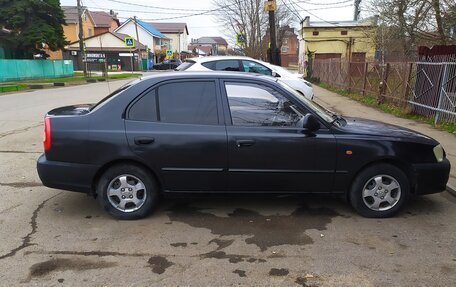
[412,158,451,195]
[37,154,99,193]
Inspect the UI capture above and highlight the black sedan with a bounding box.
[152,59,182,70]
[37,72,450,219]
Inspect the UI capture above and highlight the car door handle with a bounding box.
[236,139,256,147]
[134,137,155,145]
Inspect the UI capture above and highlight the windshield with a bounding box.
[272,65,294,76]
[277,80,334,123]
[175,60,195,71]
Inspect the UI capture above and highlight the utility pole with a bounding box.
[354,0,361,21]
[77,0,87,76]
[266,0,279,65]
[133,16,142,71]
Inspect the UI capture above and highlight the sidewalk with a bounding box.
[313,85,456,190]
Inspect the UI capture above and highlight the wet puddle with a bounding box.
[167,203,340,251]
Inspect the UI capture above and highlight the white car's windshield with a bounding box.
[272,65,295,76]
[277,80,334,123]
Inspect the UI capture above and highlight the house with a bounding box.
[61,6,95,43]
[47,6,119,59]
[64,31,147,71]
[90,11,120,36]
[114,18,169,62]
[188,37,228,56]
[263,25,299,67]
[148,22,188,53]
[299,16,376,65]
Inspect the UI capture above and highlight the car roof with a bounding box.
[139,71,277,83]
[186,56,255,63]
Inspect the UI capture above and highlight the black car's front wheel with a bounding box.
[96,164,159,220]
[349,163,409,218]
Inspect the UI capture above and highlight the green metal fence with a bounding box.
[0,59,74,82]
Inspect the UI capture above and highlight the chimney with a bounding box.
[302,16,310,27]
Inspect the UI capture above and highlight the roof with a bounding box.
[148,22,188,35]
[302,16,377,29]
[67,31,146,50]
[187,56,253,62]
[136,19,166,38]
[90,11,119,28]
[139,71,274,82]
[191,37,228,46]
[62,6,85,24]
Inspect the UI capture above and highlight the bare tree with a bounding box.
[366,0,455,58]
[432,0,446,44]
[213,0,296,59]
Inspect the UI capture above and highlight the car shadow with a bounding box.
[51,192,446,221]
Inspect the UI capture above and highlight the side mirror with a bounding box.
[272,71,280,78]
[302,113,320,132]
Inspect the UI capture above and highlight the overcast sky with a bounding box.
[60,0,359,43]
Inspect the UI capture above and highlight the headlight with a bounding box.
[303,81,312,88]
[433,144,444,162]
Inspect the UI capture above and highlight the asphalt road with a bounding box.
[0,79,455,286]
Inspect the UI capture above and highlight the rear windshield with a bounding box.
[175,60,195,71]
[90,84,132,111]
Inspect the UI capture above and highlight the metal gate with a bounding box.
[410,62,456,124]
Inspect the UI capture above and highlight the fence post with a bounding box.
[435,63,448,125]
[402,62,413,107]
[361,62,368,96]
[378,63,390,104]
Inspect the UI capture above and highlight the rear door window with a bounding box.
[158,81,219,125]
[201,61,216,70]
[214,60,241,71]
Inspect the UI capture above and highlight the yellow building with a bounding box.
[299,16,377,64]
[47,7,119,59]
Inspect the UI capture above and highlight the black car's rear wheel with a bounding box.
[97,164,159,220]
[349,163,409,218]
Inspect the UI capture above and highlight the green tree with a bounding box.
[0,0,67,59]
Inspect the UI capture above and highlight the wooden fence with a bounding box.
[312,59,456,124]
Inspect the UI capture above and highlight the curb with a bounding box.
[447,184,456,197]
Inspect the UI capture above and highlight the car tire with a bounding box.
[96,164,159,220]
[349,163,409,218]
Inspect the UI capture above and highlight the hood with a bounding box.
[339,117,438,145]
[47,104,94,116]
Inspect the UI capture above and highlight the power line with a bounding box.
[287,0,305,21]
[85,6,213,15]
[291,1,343,26]
[295,4,353,11]
[103,0,212,12]
[292,0,352,5]
[280,0,303,21]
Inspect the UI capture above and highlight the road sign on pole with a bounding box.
[166,49,173,58]
[264,0,277,11]
[124,37,135,48]
[236,33,247,45]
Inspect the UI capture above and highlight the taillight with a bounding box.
[43,116,51,151]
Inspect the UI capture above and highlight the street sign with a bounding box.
[124,37,135,48]
[166,49,173,58]
[264,0,277,12]
[236,33,247,45]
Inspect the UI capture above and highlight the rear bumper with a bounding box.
[412,158,451,195]
[37,154,99,193]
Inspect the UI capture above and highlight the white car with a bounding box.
[176,56,314,100]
